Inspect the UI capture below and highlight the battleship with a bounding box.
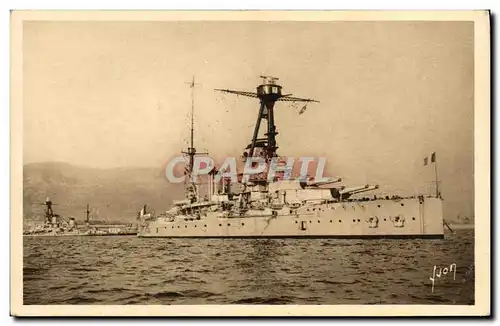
[137,76,444,238]
[23,198,137,236]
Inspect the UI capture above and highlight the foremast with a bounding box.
[182,76,208,203]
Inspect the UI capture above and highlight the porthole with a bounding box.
[295,221,298,224]
[401,203,405,206]
[185,225,187,228]
[384,218,387,221]
[195,225,197,228]
[227,223,231,226]
[172,226,174,229]
[317,220,320,223]
[357,219,360,222]
[204,224,207,227]
[338,220,342,223]
[330,220,332,223]
[307,209,310,212]
[290,210,293,214]
[353,219,356,222]
[177,226,180,228]
[219,224,222,227]
[412,217,416,221]
[377,205,381,208]
[309,220,312,223]
[242,223,245,226]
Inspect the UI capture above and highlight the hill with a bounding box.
[23,162,184,224]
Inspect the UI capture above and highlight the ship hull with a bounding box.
[23,233,137,237]
[23,234,85,237]
[138,197,444,239]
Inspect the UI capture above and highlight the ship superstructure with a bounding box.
[23,198,82,236]
[137,76,444,238]
[23,200,137,237]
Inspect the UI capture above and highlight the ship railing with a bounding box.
[346,194,437,202]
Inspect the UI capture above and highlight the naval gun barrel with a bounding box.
[303,177,342,188]
[340,185,380,197]
[340,185,371,194]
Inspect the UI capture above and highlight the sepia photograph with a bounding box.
[10,10,490,316]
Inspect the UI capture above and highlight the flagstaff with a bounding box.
[432,152,440,198]
[424,152,439,198]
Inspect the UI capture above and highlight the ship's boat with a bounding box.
[137,76,444,239]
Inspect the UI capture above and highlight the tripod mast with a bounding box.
[215,76,319,164]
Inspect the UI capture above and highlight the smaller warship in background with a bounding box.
[23,198,137,237]
[138,76,444,238]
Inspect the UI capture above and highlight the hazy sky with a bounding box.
[23,21,474,217]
